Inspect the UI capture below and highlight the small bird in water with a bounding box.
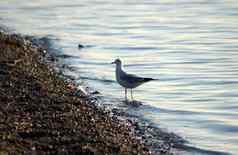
[111,59,156,101]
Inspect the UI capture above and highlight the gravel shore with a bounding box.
[0,30,152,154]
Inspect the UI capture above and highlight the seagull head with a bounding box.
[111,59,122,65]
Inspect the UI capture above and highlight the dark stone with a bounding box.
[78,44,84,49]
[91,91,100,95]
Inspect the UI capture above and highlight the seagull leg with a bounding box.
[130,89,133,100]
[125,88,127,101]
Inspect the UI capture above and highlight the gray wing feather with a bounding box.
[121,73,146,83]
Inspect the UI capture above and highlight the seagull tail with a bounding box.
[143,78,158,82]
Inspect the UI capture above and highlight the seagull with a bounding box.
[111,59,156,101]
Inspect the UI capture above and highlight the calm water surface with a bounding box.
[1,0,238,154]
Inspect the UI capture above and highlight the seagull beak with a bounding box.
[111,61,115,64]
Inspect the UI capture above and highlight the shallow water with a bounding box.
[1,0,238,154]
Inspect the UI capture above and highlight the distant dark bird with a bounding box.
[78,43,84,49]
[111,59,156,101]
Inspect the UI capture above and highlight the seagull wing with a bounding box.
[122,73,153,84]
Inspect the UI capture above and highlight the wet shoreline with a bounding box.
[0,29,152,154]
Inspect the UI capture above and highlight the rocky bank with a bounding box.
[0,30,152,155]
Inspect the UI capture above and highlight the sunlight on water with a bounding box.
[1,0,238,154]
